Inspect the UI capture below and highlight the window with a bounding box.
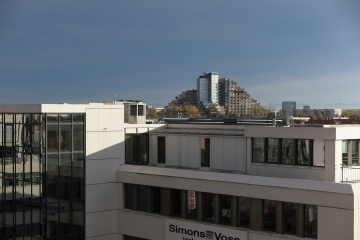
[238,197,250,228]
[151,187,161,213]
[125,184,134,210]
[342,140,359,165]
[47,125,58,153]
[298,139,312,165]
[137,185,148,212]
[268,138,279,163]
[304,205,317,238]
[138,105,144,116]
[263,200,276,232]
[158,137,165,164]
[252,138,265,162]
[201,138,210,167]
[186,190,197,220]
[202,193,214,223]
[219,195,231,225]
[130,105,137,116]
[125,133,149,165]
[171,189,181,217]
[283,202,296,235]
[282,139,295,164]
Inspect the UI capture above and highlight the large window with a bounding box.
[304,205,318,239]
[151,187,161,213]
[263,200,276,232]
[238,197,250,228]
[125,184,134,210]
[137,185,148,212]
[125,133,149,165]
[202,193,214,223]
[283,202,296,235]
[252,138,315,166]
[171,189,181,217]
[252,138,265,162]
[219,195,231,225]
[158,136,166,164]
[201,138,210,167]
[342,140,359,165]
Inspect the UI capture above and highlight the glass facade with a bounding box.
[263,200,276,232]
[283,202,296,235]
[0,113,85,240]
[305,205,318,238]
[157,137,165,164]
[200,138,210,167]
[125,134,149,165]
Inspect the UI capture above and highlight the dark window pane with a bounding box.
[125,134,135,164]
[202,193,214,223]
[138,105,144,116]
[73,153,84,181]
[171,189,181,217]
[73,114,84,123]
[60,125,71,152]
[238,197,250,228]
[268,138,279,163]
[136,133,149,165]
[252,138,265,162]
[351,140,359,165]
[130,105,137,116]
[47,154,59,182]
[158,137,166,164]
[263,200,276,232]
[220,195,231,225]
[137,185,148,212]
[47,114,59,123]
[73,125,84,151]
[201,138,210,167]
[47,125,58,152]
[283,202,296,235]
[60,153,71,181]
[186,190,197,220]
[60,114,72,123]
[298,139,311,165]
[125,184,134,209]
[282,139,295,164]
[151,187,161,214]
[305,205,317,238]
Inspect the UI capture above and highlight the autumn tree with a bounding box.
[309,114,318,121]
[146,108,160,119]
[166,105,183,118]
[184,105,201,118]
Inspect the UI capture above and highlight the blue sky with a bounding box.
[1,0,360,108]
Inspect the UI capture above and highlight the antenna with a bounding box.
[112,94,117,105]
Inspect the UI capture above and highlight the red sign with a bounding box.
[188,190,196,209]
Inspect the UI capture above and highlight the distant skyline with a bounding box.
[1,1,360,108]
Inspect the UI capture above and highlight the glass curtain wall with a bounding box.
[0,114,42,239]
[125,133,149,165]
[45,113,85,240]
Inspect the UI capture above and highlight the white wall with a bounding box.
[85,106,124,240]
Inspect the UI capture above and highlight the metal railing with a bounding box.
[341,164,360,183]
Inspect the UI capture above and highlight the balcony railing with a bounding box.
[341,164,360,183]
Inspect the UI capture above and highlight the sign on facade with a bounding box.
[188,190,196,210]
[165,218,247,240]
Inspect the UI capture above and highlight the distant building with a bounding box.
[282,101,296,116]
[196,72,219,105]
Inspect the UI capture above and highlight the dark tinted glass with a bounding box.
[137,185,148,212]
[202,193,214,223]
[73,125,84,151]
[305,205,317,238]
[125,184,134,209]
[47,125,58,152]
[130,105,137,116]
[283,202,296,235]
[136,133,149,165]
[298,139,311,165]
[158,137,166,163]
[201,138,210,167]
[125,134,136,164]
[60,114,72,123]
[151,187,161,213]
[282,139,295,164]
[47,114,59,123]
[138,105,144,116]
[60,125,71,152]
[171,189,181,217]
[220,195,231,225]
[238,197,250,228]
[263,200,276,232]
[268,138,279,163]
[73,114,84,123]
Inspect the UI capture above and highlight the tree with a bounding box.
[146,108,160,119]
[317,113,323,120]
[166,105,183,118]
[309,114,318,121]
[184,105,201,118]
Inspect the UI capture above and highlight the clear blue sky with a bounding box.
[1,0,360,108]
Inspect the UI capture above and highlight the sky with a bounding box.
[1,0,360,109]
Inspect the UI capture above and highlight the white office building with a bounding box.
[2,103,360,240]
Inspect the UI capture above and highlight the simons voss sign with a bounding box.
[165,218,247,240]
